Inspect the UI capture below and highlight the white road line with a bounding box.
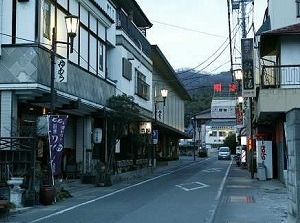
[29,158,213,223]
[206,159,232,223]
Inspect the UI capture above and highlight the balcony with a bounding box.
[257,64,300,120]
[116,9,151,58]
[261,65,300,89]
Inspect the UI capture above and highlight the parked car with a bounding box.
[218,146,231,160]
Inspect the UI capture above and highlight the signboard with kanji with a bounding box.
[241,38,256,97]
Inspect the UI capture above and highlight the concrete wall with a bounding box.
[286,108,300,222]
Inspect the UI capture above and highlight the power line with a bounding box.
[177,22,241,76]
[152,20,227,39]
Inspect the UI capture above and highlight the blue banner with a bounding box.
[48,115,68,176]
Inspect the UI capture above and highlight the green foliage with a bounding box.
[223,133,237,153]
[104,94,141,179]
[184,88,213,126]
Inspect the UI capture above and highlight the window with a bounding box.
[209,131,217,137]
[98,42,104,72]
[136,70,149,100]
[219,131,227,137]
[122,58,132,80]
[297,0,300,17]
[43,1,51,39]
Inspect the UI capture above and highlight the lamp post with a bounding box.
[234,68,243,94]
[152,88,168,166]
[50,15,79,114]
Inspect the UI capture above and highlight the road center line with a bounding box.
[206,159,232,223]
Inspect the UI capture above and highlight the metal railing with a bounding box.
[0,137,36,189]
[261,65,300,88]
[116,9,151,58]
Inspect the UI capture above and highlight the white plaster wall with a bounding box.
[111,40,152,111]
[280,36,300,65]
[2,0,13,44]
[269,0,300,29]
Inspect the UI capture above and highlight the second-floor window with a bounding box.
[98,42,104,72]
[43,1,51,39]
[136,70,149,100]
[297,0,300,17]
[122,58,132,80]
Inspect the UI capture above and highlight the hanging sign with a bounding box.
[55,58,68,83]
[241,38,256,97]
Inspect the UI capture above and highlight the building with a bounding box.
[0,0,191,196]
[151,45,191,160]
[255,0,300,222]
[193,88,237,152]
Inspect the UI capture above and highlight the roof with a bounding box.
[153,122,191,139]
[256,16,271,36]
[110,0,152,28]
[260,23,300,57]
[151,45,191,101]
[194,109,211,121]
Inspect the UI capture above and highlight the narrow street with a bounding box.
[7,155,287,223]
[10,156,231,223]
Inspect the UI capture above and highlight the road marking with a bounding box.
[202,168,222,173]
[29,158,213,222]
[176,181,209,191]
[206,159,233,223]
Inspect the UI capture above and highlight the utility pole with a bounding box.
[231,0,255,178]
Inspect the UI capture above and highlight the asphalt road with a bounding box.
[12,156,233,223]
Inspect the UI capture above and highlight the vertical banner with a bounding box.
[256,140,273,179]
[55,58,68,83]
[48,115,68,176]
[241,38,256,97]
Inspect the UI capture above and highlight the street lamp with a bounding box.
[152,88,168,167]
[154,88,168,122]
[50,15,79,114]
[233,68,243,94]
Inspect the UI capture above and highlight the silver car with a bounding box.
[218,147,231,160]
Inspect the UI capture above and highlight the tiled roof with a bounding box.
[262,23,300,35]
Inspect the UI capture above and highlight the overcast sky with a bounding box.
[136,0,268,73]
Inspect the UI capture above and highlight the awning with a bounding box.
[260,22,300,57]
[153,122,191,139]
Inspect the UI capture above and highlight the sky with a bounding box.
[136,0,268,74]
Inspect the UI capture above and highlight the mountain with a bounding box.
[175,69,232,127]
[176,70,232,93]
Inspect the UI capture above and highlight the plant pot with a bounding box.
[39,185,55,205]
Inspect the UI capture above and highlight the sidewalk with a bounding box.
[213,162,288,222]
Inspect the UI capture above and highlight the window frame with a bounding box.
[135,70,150,100]
[297,0,300,17]
[122,57,132,80]
[43,0,51,39]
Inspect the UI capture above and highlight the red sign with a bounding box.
[214,83,222,92]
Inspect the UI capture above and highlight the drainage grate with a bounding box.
[222,195,254,203]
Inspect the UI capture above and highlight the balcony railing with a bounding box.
[116,9,151,58]
[261,65,300,89]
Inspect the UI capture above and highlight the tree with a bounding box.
[103,94,141,185]
[223,133,237,154]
